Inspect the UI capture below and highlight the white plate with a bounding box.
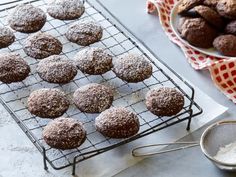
[170,1,235,59]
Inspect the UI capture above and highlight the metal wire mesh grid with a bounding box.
[0,0,202,171]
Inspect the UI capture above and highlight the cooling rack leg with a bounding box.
[43,148,48,171]
[186,110,193,131]
[186,118,191,131]
[72,158,77,175]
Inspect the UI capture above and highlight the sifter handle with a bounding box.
[132,142,199,157]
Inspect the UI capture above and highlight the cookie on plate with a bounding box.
[95,107,140,138]
[73,83,113,113]
[37,55,77,84]
[194,5,224,30]
[8,4,46,33]
[28,88,70,118]
[217,0,236,19]
[203,0,219,8]
[213,34,236,57]
[112,53,153,83]
[177,0,203,14]
[225,20,236,35]
[43,117,86,150]
[47,0,85,20]
[177,17,190,36]
[23,32,62,59]
[66,20,103,46]
[0,53,30,83]
[0,27,15,48]
[181,18,218,48]
[74,47,113,75]
[145,87,184,117]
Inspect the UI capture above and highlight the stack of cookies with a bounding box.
[177,0,236,57]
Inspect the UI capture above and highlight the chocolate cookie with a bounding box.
[65,20,103,46]
[177,0,203,14]
[112,53,153,83]
[43,117,86,149]
[194,5,224,29]
[73,83,113,113]
[213,34,236,57]
[145,87,184,117]
[28,88,70,118]
[181,18,218,48]
[8,4,46,33]
[23,32,62,59]
[74,47,113,75]
[95,107,140,139]
[0,27,15,48]
[177,17,190,36]
[47,0,85,20]
[37,55,77,84]
[0,53,30,83]
[225,20,236,35]
[203,0,218,8]
[217,0,236,19]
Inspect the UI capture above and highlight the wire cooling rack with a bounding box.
[0,0,203,175]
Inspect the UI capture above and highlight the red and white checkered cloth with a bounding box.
[147,0,236,103]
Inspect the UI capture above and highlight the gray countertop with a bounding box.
[97,0,236,177]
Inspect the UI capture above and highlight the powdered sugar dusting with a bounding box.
[8,4,46,33]
[73,83,114,113]
[24,32,62,59]
[95,107,140,138]
[0,53,30,83]
[27,88,70,118]
[43,117,86,149]
[0,27,15,48]
[145,87,184,116]
[214,141,236,164]
[66,20,103,46]
[113,53,153,83]
[74,47,113,75]
[37,55,77,83]
[47,0,85,20]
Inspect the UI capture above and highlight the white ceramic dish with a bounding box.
[170,1,235,59]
